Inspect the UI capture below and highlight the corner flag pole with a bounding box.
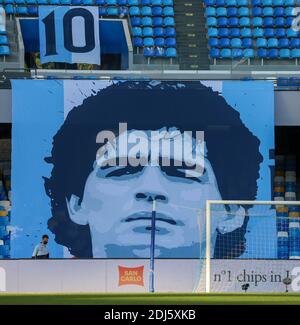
[149,198,156,293]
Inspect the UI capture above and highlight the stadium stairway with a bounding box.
[173,0,210,70]
[0,18,23,71]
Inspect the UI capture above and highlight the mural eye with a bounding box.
[161,165,207,183]
[105,165,144,178]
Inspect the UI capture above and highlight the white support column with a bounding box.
[205,200,211,293]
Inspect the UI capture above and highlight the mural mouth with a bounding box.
[123,212,180,226]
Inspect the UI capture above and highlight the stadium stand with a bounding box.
[204,0,300,67]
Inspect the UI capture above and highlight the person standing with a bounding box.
[32,234,49,259]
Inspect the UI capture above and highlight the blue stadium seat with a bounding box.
[72,0,82,4]
[205,7,216,17]
[106,0,117,4]
[15,0,26,3]
[242,38,253,47]
[253,17,263,27]
[129,6,140,16]
[164,17,175,26]
[207,17,217,26]
[285,0,295,5]
[273,0,283,5]
[0,45,10,55]
[132,27,142,36]
[131,17,141,27]
[262,0,272,5]
[143,27,153,37]
[83,0,94,4]
[210,48,220,58]
[204,0,215,5]
[275,28,286,37]
[285,17,294,27]
[264,28,275,37]
[209,38,219,47]
[291,49,300,57]
[226,0,237,5]
[165,37,176,47]
[61,0,71,3]
[107,7,119,15]
[287,28,298,37]
[256,37,267,48]
[217,17,228,27]
[154,27,164,36]
[16,6,28,14]
[153,17,163,26]
[241,28,251,37]
[154,47,165,57]
[120,7,129,15]
[220,48,231,58]
[252,0,262,5]
[278,38,289,47]
[237,0,247,5]
[165,26,176,36]
[129,0,138,4]
[163,6,174,16]
[231,38,242,47]
[243,48,254,58]
[264,17,274,27]
[274,7,284,16]
[238,7,249,16]
[143,47,155,57]
[96,0,105,3]
[257,48,267,57]
[218,27,229,37]
[275,17,285,27]
[98,7,107,15]
[257,37,267,47]
[143,37,154,46]
[228,17,239,26]
[227,7,238,16]
[154,37,165,46]
[133,37,143,47]
[220,37,230,47]
[208,28,218,37]
[252,7,263,16]
[279,48,290,58]
[163,0,173,6]
[216,0,226,5]
[142,17,152,26]
[263,7,274,16]
[0,35,8,45]
[290,38,300,47]
[118,0,128,4]
[232,48,243,58]
[28,5,38,15]
[268,48,279,58]
[165,47,176,57]
[240,17,250,27]
[141,0,150,3]
[216,7,227,16]
[152,0,162,4]
[152,6,163,16]
[141,6,152,16]
[267,38,279,47]
[5,5,14,14]
[285,7,295,16]
[229,27,240,37]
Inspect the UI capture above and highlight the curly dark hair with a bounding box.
[44,80,263,258]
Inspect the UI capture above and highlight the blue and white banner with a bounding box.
[11,80,274,259]
[39,6,100,65]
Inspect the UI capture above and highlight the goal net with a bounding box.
[197,200,300,293]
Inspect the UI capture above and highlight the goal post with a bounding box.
[204,200,300,293]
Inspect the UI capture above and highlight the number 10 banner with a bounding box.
[39,6,100,65]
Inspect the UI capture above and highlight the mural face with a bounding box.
[11,80,274,259]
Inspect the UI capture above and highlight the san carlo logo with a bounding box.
[0,267,6,292]
[118,265,144,287]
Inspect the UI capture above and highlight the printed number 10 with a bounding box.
[42,8,96,56]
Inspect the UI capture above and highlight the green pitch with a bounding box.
[0,293,300,305]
